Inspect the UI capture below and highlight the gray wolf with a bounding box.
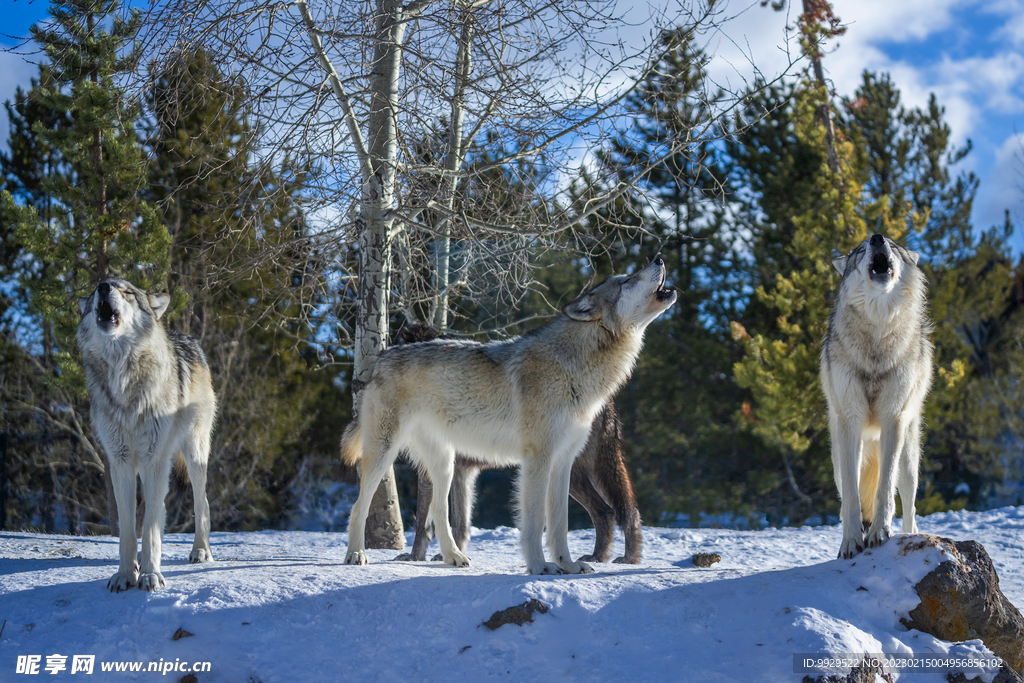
[392,324,642,565]
[821,234,933,559]
[342,260,675,574]
[78,279,217,591]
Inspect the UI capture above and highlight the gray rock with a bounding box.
[901,535,1024,676]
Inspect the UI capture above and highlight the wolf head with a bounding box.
[77,279,170,354]
[562,259,677,334]
[832,234,924,322]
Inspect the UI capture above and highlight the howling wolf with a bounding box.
[391,323,642,565]
[342,260,675,574]
[821,234,933,559]
[78,279,217,591]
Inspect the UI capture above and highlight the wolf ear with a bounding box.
[148,293,170,320]
[832,255,848,275]
[562,293,603,322]
[79,296,90,315]
[906,249,920,266]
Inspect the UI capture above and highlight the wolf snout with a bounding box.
[869,234,884,246]
[99,282,111,296]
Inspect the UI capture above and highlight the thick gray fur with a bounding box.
[390,323,643,565]
[341,260,675,574]
[821,234,933,559]
[78,278,217,592]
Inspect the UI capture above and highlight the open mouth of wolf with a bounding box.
[870,253,893,282]
[97,300,120,328]
[654,269,675,302]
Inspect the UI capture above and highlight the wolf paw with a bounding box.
[443,551,471,568]
[612,555,641,565]
[189,547,213,564]
[138,572,166,591]
[529,562,565,575]
[577,554,607,563]
[345,550,368,565]
[837,536,864,560]
[865,526,891,549]
[107,570,138,593]
[561,560,594,575]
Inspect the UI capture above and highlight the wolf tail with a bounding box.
[171,455,190,494]
[339,417,363,467]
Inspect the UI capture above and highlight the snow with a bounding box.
[3,508,1024,682]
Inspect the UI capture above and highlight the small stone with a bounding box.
[693,553,722,568]
[172,628,194,641]
[481,599,549,630]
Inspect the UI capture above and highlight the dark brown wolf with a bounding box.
[391,322,643,565]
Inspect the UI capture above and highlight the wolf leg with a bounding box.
[138,456,172,591]
[897,416,921,534]
[396,471,433,562]
[520,456,560,575]
[867,417,907,548]
[833,417,866,559]
[422,452,470,567]
[547,439,593,575]
[450,465,479,553]
[345,433,398,566]
[569,470,614,563]
[590,407,642,564]
[183,423,214,564]
[108,459,140,592]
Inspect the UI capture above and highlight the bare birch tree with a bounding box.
[137,0,789,545]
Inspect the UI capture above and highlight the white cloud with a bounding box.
[832,0,965,43]
[975,132,1024,231]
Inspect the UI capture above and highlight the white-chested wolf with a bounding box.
[821,234,933,559]
[392,321,643,566]
[341,259,675,574]
[78,279,217,591]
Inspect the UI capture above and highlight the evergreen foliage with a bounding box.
[144,48,350,530]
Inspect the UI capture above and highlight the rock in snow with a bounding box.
[902,535,1024,678]
[481,598,550,630]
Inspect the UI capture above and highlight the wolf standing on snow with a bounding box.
[341,259,676,574]
[390,323,644,566]
[821,234,933,559]
[78,279,217,591]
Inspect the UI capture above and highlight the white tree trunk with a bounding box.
[431,7,474,331]
[352,0,410,550]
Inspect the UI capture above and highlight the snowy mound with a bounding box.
[4,508,1024,682]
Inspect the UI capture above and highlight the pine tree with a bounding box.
[730,58,1018,520]
[730,78,876,522]
[553,30,766,526]
[0,0,169,533]
[6,0,170,390]
[145,49,349,530]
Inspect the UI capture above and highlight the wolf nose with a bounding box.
[99,282,110,296]
[869,234,884,246]
[654,258,664,267]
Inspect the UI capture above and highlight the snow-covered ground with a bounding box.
[3,508,1024,682]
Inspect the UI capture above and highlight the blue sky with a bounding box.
[2,0,1024,251]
